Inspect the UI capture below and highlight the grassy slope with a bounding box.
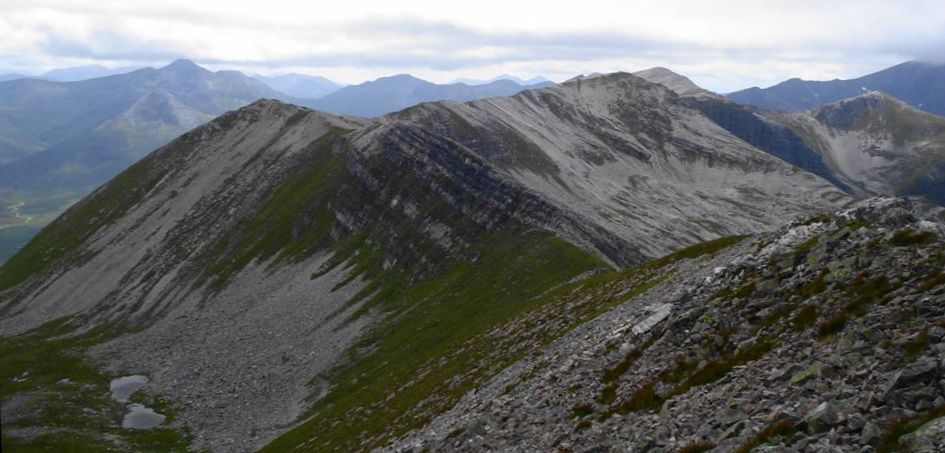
[262,236,745,452]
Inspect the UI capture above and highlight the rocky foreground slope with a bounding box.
[389,197,945,452]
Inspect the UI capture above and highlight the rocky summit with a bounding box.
[0,68,942,453]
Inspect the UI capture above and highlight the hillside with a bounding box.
[0,73,852,452]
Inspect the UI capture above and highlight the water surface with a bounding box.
[110,375,148,402]
[122,403,166,429]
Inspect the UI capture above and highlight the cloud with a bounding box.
[1,0,944,91]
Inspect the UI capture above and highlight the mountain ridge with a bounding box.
[728,60,945,116]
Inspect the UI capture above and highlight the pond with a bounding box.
[110,375,148,402]
[122,403,167,429]
[109,375,166,430]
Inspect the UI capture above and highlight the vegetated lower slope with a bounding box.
[728,60,945,116]
[769,92,945,204]
[1,73,848,452]
[390,196,945,453]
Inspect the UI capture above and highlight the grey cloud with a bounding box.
[12,12,945,84]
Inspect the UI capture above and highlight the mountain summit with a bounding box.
[634,67,716,98]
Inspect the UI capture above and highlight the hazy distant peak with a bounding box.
[161,59,205,74]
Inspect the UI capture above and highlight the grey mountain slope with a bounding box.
[766,91,945,204]
[634,67,852,193]
[385,72,848,258]
[388,196,945,452]
[728,60,945,116]
[1,74,850,451]
[634,67,715,98]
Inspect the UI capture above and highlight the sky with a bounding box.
[1,0,944,92]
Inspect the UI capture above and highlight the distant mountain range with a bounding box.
[0,64,143,82]
[252,73,344,99]
[308,74,553,117]
[727,60,945,116]
[450,74,551,86]
[0,60,557,262]
[0,59,302,182]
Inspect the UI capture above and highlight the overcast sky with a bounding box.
[2,0,943,92]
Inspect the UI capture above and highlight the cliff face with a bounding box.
[389,197,945,453]
[1,74,852,452]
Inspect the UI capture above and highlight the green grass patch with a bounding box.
[733,419,797,453]
[791,305,818,331]
[889,228,938,247]
[202,131,348,290]
[797,270,829,299]
[902,329,929,361]
[876,404,945,453]
[571,403,594,418]
[647,235,748,267]
[677,440,717,453]
[816,273,896,340]
[919,270,945,292]
[795,236,819,251]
